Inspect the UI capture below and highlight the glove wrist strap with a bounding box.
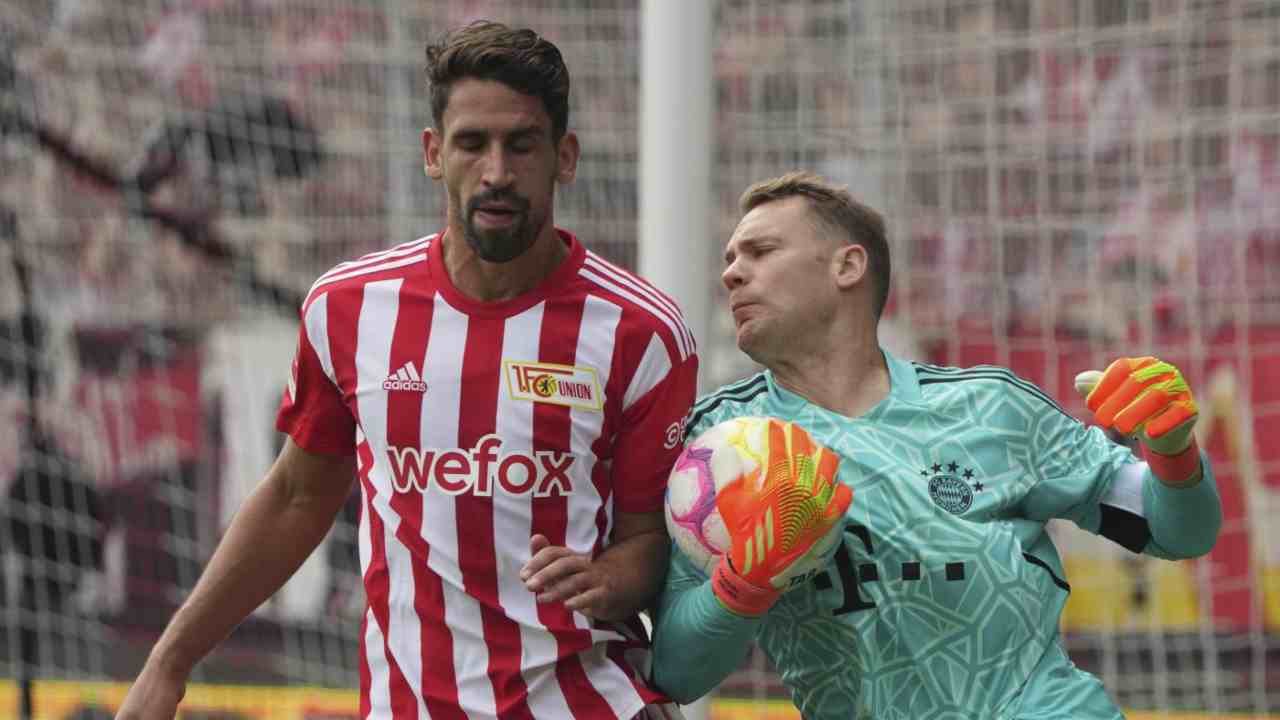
[1146,439,1202,487]
[711,558,779,617]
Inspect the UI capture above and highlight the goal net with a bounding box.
[712,1,1280,716]
[1,0,1276,717]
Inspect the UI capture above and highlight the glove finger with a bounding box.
[784,420,816,458]
[1110,386,1171,435]
[1145,400,1197,438]
[716,467,764,530]
[1094,374,1150,427]
[1086,358,1135,412]
[813,447,841,494]
[826,482,853,519]
[1087,357,1157,412]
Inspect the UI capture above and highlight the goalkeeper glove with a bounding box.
[710,419,852,617]
[1074,356,1201,485]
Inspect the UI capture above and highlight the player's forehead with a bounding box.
[726,197,810,250]
[441,78,553,139]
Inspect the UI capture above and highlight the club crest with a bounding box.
[921,461,982,515]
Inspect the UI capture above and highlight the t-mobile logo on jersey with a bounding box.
[386,434,575,497]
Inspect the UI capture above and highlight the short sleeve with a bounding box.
[275,298,356,456]
[610,347,698,514]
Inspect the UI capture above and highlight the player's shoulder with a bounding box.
[575,248,696,360]
[911,360,1071,418]
[684,372,770,439]
[300,234,436,313]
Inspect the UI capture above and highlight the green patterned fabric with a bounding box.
[651,350,1220,719]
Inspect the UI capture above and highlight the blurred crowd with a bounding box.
[1,0,1278,683]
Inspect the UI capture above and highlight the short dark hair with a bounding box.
[739,171,891,320]
[424,21,570,141]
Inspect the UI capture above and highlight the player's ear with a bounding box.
[834,242,867,291]
[555,131,579,185]
[423,127,444,179]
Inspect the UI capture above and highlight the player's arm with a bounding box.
[1073,357,1221,559]
[523,340,699,620]
[649,547,763,704]
[1022,357,1220,560]
[652,418,851,703]
[522,509,669,620]
[116,439,356,720]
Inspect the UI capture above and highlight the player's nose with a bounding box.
[722,260,745,290]
[480,144,516,188]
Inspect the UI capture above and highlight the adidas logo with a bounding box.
[383,362,427,393]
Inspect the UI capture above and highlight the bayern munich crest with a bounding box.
[921,461,982,515]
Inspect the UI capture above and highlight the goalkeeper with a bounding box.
[649,172,1221,719]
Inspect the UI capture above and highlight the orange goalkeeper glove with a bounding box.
[1075,356,1201,485]
[711,419,852,617]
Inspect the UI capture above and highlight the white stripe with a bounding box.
[584,254,686,334]
[420,295,497,716]
[406,363,421,382]
[363,606,393,718]
[1101,461,1147,517]
[355,278,431,719]
[572,298,633,662]
[310,253,428,296]
[396,367,408,381]
[584,255,695,356]
[583,257,694,360]
[316,235,433,283]
[303,293,338,386]
[621,333,674,411]
[492,302,576,720]
[569,296,648,716]
[580,643,646,720]
[579,268,690,361]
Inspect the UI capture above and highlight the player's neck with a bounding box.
[768,326,889,419]
[441,222,568,303]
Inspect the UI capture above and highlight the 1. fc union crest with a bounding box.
[921,461,983,515]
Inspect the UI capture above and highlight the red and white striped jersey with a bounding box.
[277,229,698,719]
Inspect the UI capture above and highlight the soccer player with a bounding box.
[649,171,1221,719]
[117,21,696,720]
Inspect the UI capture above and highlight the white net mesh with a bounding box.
[1,0,1277,716]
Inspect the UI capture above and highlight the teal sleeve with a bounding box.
[1142,450,1221,559]
[1020,410,1134,525]
[1019,400,1222,560]
[650,545,762,704]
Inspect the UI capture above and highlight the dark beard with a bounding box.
[463,189,534,263]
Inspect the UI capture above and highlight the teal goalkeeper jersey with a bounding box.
[651,350,1221,720]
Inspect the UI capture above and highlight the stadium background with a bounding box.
[1,0,1278,717]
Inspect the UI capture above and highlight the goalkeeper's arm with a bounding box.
[650,550,764,704]
[651,419,851,703]
[1076,357,1221,560]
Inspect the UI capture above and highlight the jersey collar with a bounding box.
[764,347,925,420]
[427,227,585,317]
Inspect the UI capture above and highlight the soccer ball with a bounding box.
[664,416,775,576]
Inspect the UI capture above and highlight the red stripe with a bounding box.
[534,295,615,718]
[329,287,416,718]
[458,315,534,720]
[383,275,468,719]
[606,641,666,707]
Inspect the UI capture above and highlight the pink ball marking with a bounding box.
[667,445,721,556]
